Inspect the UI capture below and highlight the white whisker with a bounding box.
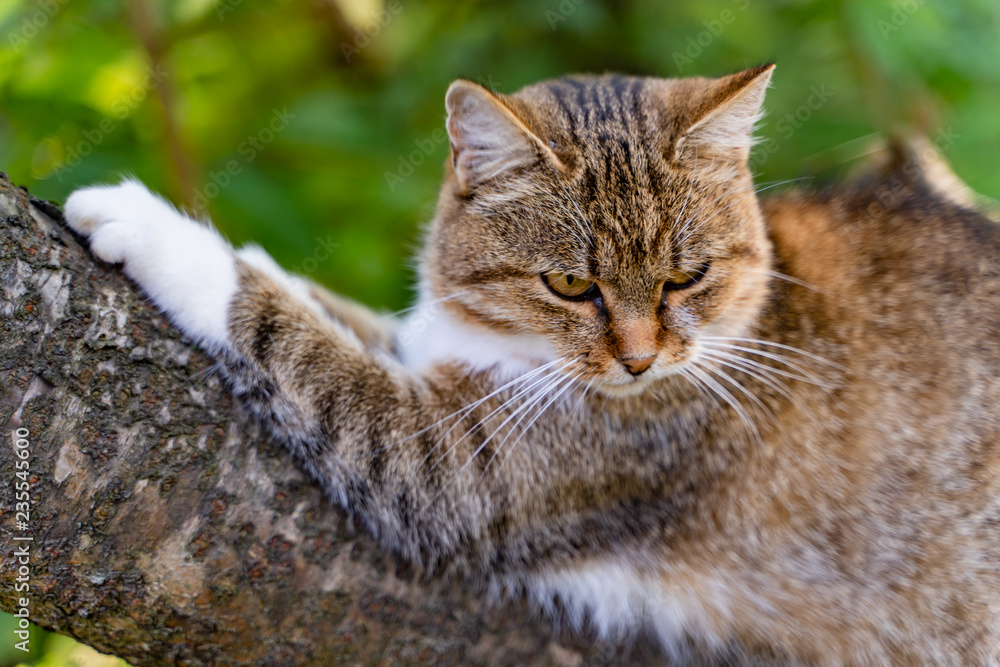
[699,342,827,385]
[687,363,760,440]
[759,269,826,294]
[372,358,564,457]
[426,359,573,472]
[697,349,796,401]
[427,365,578,509]
[700,336,841,368]
[698,350,794,405]
[488,371,579,480]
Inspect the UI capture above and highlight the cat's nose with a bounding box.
[621,355,656,376]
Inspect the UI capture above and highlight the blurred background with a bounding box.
[1,0,998,663]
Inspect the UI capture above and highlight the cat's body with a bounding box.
[64,66,1000,664]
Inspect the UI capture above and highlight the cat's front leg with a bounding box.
[64,180,490,566]
[64,180,394,353]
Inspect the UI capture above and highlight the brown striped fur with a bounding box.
[208,67,1000,663]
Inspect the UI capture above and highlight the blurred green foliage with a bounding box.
[3,0,1000,311]
[1,0,998,662]
[0,611,129,667]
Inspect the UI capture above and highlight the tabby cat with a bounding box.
[65,64,1000,664]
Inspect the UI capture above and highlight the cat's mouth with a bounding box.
[586,357,691,398]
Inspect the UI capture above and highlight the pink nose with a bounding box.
[621,355,655,376]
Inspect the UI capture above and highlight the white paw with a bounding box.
[65,181,164,264]
[64,179,238,349]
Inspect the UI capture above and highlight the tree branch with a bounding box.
[0,173,660,666]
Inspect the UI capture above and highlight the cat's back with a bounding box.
[760,150,1000,462]
[763,156,1000,353]
[710,155,1000,662]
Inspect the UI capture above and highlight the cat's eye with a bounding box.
[662,264,710,292]
[542,271,598,300]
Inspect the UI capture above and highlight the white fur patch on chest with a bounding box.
[397,294,557,377]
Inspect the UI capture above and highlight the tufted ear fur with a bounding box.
[668,63,775,166]
[445,79,562,193]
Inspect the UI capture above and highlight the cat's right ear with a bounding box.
[445,80,561,194]
[667,63,775,170]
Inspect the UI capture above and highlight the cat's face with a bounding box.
[424,67,775,396]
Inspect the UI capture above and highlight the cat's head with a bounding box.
[422,65,775,396]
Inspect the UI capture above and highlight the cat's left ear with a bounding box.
[668,63,775,166]
[445,80,563,194]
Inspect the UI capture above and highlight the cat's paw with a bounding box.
[64,179,238,349]
[64,180,161,263]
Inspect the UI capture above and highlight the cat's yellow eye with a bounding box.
[663,264,710,293]
[543,271,597,300]
[666,269,695,286]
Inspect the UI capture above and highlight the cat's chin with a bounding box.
[591,365,686,399]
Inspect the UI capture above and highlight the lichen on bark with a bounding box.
[0,173,661,666]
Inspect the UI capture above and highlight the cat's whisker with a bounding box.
[673,177,808,242]
[391,290,469,317]
[699,341,828,386]
[573,376,597,414]
[697,350,795,404]
[678,366,711,402]
[500,200,590,255]
[671,147,699,237]
[465,368,571,471]
[487,370,580,480]
[474,371,576,483]
[697,349,797,401]
[428,365,577,509]
[694,358,773,420]
[423,366,566,470]
[549,168,595,246]
[372,358,565,457]
[698,341,819,379]
[687,363,761,440]
[426,358,576,472]
[756,269,825,294]
[678,180,804,246]
[673,181,758,241]
[700,336,841,368]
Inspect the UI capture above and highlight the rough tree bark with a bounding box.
[0,173,663,666]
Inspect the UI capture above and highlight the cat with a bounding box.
[64,64,1000,664]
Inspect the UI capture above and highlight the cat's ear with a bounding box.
[669,63,775,166]
[445,80,562,193]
